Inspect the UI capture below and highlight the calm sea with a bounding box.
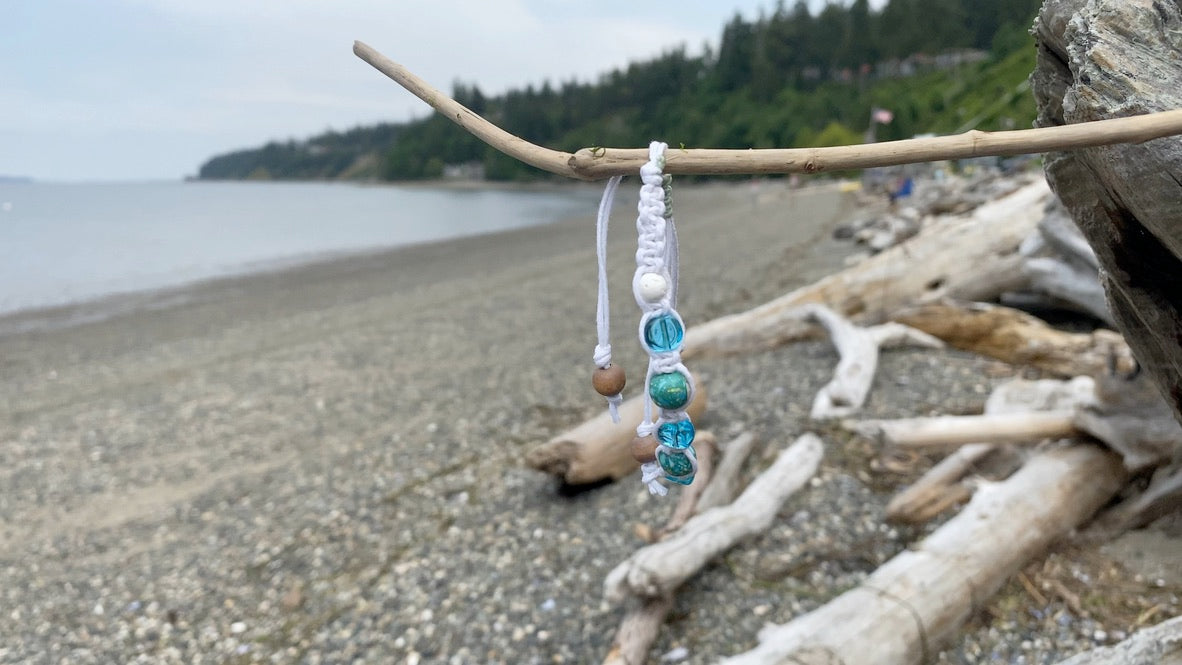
[0,181,599,315]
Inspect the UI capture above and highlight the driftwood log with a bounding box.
[1032,0,1182,426]
[893,300,1133,378]
[525,385,707,485]
[1011,200,1112,324]
[720,444,1126,665]
[683,181,1051,358]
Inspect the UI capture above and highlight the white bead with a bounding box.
[638,272,668,302]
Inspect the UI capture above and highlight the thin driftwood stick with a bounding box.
[696,432,758,513]
[604,434,823,601]
[720,444,1127,665]
[602,596,675,665]
[861,411,1078,450]
[796,304,943,419]
[604,433,718,665]
[659,431,717,537]
[525,383,707,484]
[886,377,1098,524]
[352,41,1182,181]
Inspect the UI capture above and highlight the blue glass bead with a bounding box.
[665,473,695,486]
[657,446,695,481]
[657,419,695,449]
[649,372,689,409]
[643,313,684,353]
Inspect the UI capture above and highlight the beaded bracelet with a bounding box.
[592,142,697,496]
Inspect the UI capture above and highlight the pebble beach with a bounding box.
[1,180,1177,664]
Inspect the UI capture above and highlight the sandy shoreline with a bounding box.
[1,180,1175,664]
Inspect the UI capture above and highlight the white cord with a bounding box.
[594,175,624,422]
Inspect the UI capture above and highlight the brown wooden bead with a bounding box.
[592,364,626,396]
[630,435,659,464]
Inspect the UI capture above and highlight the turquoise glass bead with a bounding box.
[649,372,689,409]
[657,445,695,482]
[657,419,695,449]
[643,313,684,353]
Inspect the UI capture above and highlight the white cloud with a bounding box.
[6,0,774,179]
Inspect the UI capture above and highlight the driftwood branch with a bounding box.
[525,384,707,484]
[793,305,943,419]
[604,434,718,665]
[658,432,717,537]
[604,431,762,665]
[603,596,674,665]
[604,434,823,601]
[721,444,1126,665]
[886,377,1097,524]
[860,411,1078,450]
[696,432,758,513]
[352,41,1182,181]
[893,300,1134,378]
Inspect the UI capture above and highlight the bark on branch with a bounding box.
[352,41,1182,181]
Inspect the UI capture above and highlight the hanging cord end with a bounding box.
[605,393,623,424]
[640,461,668,496]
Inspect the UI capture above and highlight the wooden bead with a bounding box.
[630,435,659,464]
[592,364,626,396]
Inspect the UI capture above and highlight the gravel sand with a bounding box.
[1,181,1176,664]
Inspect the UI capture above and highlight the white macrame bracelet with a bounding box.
[592,142,697,497]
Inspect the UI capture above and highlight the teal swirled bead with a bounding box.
[657,419,695,449]
[649,372,690,409]
[643,313,684,353]
[658,445,695,485]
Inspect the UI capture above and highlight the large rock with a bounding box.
[1032,0,1182,426]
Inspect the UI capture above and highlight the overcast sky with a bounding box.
[3,1,863,182]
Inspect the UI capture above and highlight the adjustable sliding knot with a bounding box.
[639,462,669,496]
[632,141,697,490]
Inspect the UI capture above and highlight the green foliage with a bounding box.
[802,121,864,148]
[198,0,1043,182]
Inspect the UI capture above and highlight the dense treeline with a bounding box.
[198,0,1041,182]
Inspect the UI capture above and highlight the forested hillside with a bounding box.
[198,0,1041,182]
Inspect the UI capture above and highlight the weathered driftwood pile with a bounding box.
[841,170,1037,253]
[527,171,1181,664]
[522,2,1182,661]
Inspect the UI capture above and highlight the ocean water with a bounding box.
[0,181,599,315]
